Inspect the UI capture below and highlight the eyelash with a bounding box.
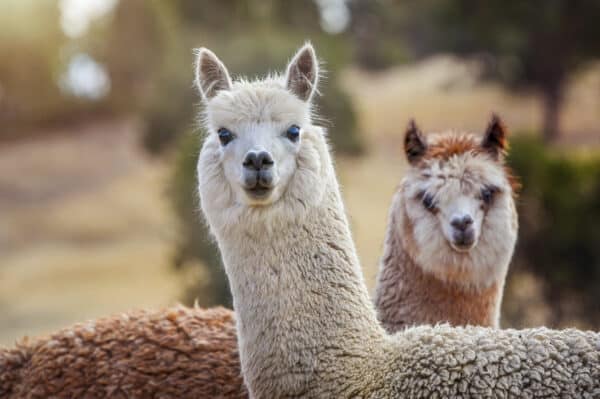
[418,191,437,212]
[217,127,235,146]
[481,186,499,205]
[417,186,499,212]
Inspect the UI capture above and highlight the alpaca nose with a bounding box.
[243,151,274,171]
[451,215,474,232]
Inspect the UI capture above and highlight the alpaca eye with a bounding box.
[286,125,300,142]
[481,186,497,205]
[218,128,234,146]
[422,193,436,212]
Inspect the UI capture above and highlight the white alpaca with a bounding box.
[196,43,600,398]
[375,117,518,331]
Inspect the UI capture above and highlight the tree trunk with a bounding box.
[541,83,563,143]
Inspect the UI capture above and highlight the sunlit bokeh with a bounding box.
[59,0,118,38]
[59,53,110,99]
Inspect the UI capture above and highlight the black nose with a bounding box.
[451,215,474,232]
[243,151,274,171]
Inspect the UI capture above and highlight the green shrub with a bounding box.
[318,79,363,155]
[507,135,600,325]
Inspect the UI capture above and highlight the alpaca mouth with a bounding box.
[244,184,273,199]
[450,231,476,252]
[243,171,274,200]
[451,241,475,252]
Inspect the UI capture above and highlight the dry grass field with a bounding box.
[1,57,598,345]
[0,119,181,344]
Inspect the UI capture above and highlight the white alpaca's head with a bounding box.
[195,44,330,233]
[399,116,519,288]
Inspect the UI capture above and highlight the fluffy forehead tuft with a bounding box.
[426,132,482,160]
[408,132,519,194]
[203,76,310,129]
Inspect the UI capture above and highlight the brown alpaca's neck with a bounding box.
[375,195,502,333]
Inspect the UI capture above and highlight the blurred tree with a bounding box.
[0,1,65,133]
[348,0,410,69]
[134,0,363,307]
[507,136,600,326]
[401,0,600,142]
[0,0,362,307]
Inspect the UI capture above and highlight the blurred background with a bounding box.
[1,0,599,345]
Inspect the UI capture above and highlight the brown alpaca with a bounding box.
[375,116,519,332]
[0,306,245,399]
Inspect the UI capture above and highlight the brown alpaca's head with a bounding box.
[398,115,519,289]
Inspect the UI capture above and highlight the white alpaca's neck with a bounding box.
[213,173,384,397]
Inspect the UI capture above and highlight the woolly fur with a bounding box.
[1,46,598,399]
[197,45,600,398]
[0,307,245,399]
[376,125,518,330]
[0,131,521,398]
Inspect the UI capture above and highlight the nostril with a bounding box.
[451,215,473,231]
[256,151,274,169]
[243,152,258,170]
[261,152,274,166]
[451,218,462,230]
[243,151,274,170]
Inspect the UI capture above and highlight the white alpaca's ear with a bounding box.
[285,43,319,102]
[481,114,508,160]
[194,48,232,102]
[404,119,428,165]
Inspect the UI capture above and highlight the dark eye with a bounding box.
[218,128,234,146]
[286,125,301,142]
[421,192,436,212]
[481,186,497,205]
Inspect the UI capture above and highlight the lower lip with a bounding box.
[451,242,475,252]
[245,187,272,198]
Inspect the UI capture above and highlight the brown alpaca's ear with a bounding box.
[481,114,508,160]
[404,119,427,165]
[194,48,232,102]
[285,43,319,102]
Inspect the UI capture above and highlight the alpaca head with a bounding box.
[399,116,519,288]
[195,44,330,233]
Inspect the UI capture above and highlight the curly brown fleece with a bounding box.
[0,306,245,399]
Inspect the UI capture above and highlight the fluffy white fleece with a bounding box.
[196,44,600,398]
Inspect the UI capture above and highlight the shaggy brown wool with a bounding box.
[375,118,520,332]
[376,202,501,331]
[0,306,245,399]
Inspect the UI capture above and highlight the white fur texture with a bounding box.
[196,45,600,398]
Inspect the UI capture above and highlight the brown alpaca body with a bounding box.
[375,194,502,333]
[0,306,245,399]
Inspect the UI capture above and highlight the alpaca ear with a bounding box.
[194,48,232,102]
[404,119,428,165]
[481,114,508,160]
[285,43,319,102]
